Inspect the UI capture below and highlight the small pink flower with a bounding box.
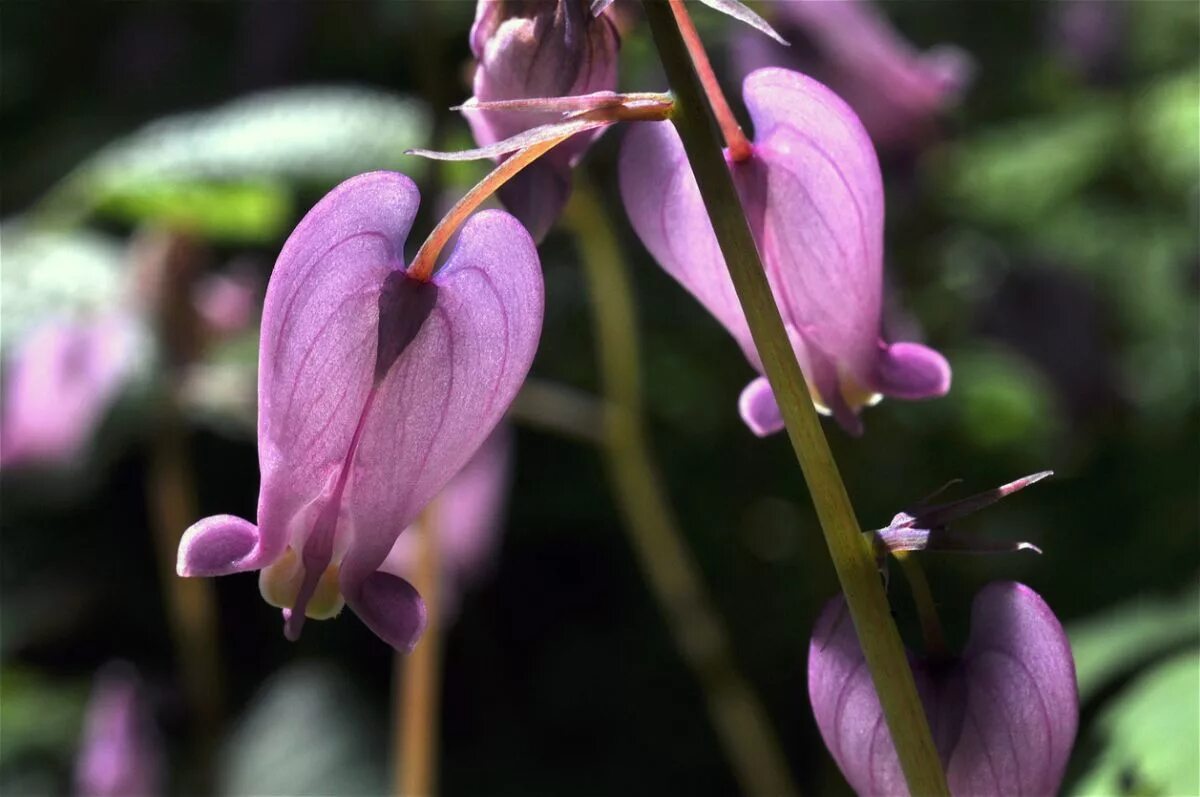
[177,172,544,651]
[621,68,950,436]
[809,582,1078,796]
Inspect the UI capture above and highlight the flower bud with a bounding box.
[467,0,620,240]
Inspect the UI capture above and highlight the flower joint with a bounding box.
[620,67,951,436]
[177,172,544,651]
[870,471,1051,561]
[809,582,1078,796]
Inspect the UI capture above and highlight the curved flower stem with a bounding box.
[408,135,569,282]
[667,0,753,162]
[148,394,223,790]
[640,3,950,795]
[395,504,442,797]
[895,553,948,659]
[565,180,799,797]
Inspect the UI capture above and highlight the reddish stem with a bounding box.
[408,135,569,282]
[667,0,753,162]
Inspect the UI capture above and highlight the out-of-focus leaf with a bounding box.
[949,345,1059,451]
[0,223,125,350]
[0,667,88,767]
[1133,67,1200,194]
[934,103,1120,225]
[1129,1,1200,73]
[48,87,430,241]
[1070,650,1200,797]
[218,662,386,797]
[1068,583,1200,702]
[92,181,292,244]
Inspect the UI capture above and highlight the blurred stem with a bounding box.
[396,504,442,797]
[667,0,752,162]
[895,553,948,659]
[147,392,223,782]
[641,4,950,795]
[565,180,799,797]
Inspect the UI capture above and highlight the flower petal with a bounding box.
[956,582,1078,796]
[873,341,952,400]
[742,68,885,384]
[338,210,543,597]
[739,376,785,437]
[177,515,261,576]
[344,571,427,653]
[256,171,420,570]
[619,121,757,362]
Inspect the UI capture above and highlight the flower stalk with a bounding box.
[667,0,753,162]
[895,552,948,659]
[395,503,442,797]
[640,3,950,794]
[566,180,799,797]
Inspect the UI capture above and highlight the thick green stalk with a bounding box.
[640,3,950,794]
[565,181,799,797]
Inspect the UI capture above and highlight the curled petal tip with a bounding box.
[176,515,260,577]
[738,377,785,437]
[347,571,428,653]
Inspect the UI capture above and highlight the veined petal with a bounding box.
[177,515,261,577]
[618,121,757,362]
[338,210,543,601]
[809,583,1077,796]
[743,68,885,381]
[256,171,420,569]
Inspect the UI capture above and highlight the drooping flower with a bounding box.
[176,171,544,651]
[381,424,511,618]
[734,0,972,150]
[620,67,950,436]
[809,582,1078,796]
[75,664,162,797]
[466,0,620,240]
[0,314,138,470]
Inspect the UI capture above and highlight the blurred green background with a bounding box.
[1,1,1197,795]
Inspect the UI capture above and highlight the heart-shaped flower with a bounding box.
[620,67,950,436]
[177,171,544,651]
[809,582,1078,796]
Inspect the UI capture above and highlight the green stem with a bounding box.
[565,180,800,797]
[895,553,949,659]
[640,4,950,795]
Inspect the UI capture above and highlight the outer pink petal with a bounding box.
[743,67,885,383]
[382,424,512,597]
[339,210,542,599]
[253,171,420,572]
[619,121,758,363]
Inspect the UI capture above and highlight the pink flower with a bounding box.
[809,582,1078,796]
[75,665,161,797]
[177,172,544,651]
[1,315,137,469]
[620,68,950,436]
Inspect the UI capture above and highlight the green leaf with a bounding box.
[1070,649,1200,797]
[0,667,89,767]
[1068,583,1200,702]
[218,662,386,796]
[1133,67,1200,195]
[934,103,1121,226]
[48,86,431,241]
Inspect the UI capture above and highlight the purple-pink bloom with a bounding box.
[1,314,137,470]
[734,0,972,150]
[382,424,511,618]
[467,0,620,240]
[809,582,1078,796]
[75,665,161,797]
[620,67,950,436]
[176,172,543,651]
